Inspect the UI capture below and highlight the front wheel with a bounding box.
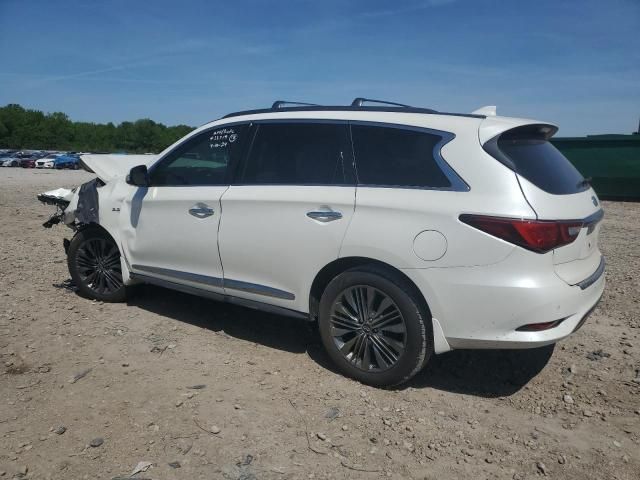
[318,266,433,387]
[67,228,126,302]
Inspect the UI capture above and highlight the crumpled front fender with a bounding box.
[38,178,103,228]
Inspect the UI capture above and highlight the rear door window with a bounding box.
[350,124,452,188]
[240,122,353,185]
[489,126,587,195]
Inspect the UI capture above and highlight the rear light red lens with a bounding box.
[459,214,582,253]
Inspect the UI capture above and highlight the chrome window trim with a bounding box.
[148,117,469,191]
[349,120,469,192]
[228,118,468,191]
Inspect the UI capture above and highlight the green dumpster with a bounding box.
[552,134,640,200]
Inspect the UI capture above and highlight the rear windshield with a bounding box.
[488,125,588,195]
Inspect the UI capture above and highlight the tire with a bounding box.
[318,265,433,387]
[67,227,127,302]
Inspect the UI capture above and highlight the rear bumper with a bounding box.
[402,249,605,351]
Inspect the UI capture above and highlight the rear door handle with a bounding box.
[189,203,215,218]
[306,211,343,223]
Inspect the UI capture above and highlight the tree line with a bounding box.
[0,104,195,153]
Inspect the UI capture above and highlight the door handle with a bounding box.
[306,210,343,223]
[189,204,215,218]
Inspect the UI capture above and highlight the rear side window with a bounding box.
[240,123,353,185]
[351,124,451,188]
[489,125,587,195]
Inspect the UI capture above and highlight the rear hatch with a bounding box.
[482,122,603,286]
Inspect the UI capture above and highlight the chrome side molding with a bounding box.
[131,264,295,300]
[132,264,224,288]
[224,278,295,300]
[130,272,307,320]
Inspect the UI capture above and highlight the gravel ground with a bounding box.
[0,168,638,480]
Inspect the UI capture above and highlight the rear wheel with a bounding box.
[67,228,126,302]
[318,266,432,387]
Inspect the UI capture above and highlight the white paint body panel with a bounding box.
[120,185,227,293]
[218,185,355,312]
[516,171,602,285]
[47,107,605,354]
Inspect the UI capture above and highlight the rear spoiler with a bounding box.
[478,116,558,146]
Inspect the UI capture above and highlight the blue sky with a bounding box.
[0,0,638,136]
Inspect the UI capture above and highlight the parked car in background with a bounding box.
[2,151,33,167]
[0,152,17,167]
[19,151,48,168]
[54,154,80,169]
[20,156,38,168]
[36,153,61,169]
[37,98,605,387]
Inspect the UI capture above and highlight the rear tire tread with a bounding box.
[318,264,433,387]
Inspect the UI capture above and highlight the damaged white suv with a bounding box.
[39,99,605,387]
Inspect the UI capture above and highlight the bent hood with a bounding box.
[80,154,157,182]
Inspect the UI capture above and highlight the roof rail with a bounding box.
[271,100,319,109]
[351,97,412,108]
[221,103,477,120]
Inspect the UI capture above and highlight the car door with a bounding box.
[218,121,356,313]
[121,124,248,293]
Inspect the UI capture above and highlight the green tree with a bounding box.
[0,104,195,153]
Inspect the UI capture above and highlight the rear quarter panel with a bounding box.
[341,120,536,269]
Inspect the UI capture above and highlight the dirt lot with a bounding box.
[0,168,638,480]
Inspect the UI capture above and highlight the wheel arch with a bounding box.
[309,256,432,321]
[76,222,117,243]
[73,222,135,283]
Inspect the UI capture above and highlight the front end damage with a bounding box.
[37,179,103,230]
[37,153,153,230]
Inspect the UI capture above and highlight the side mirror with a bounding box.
[127,165,149,186]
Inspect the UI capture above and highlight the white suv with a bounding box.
[39,99,605,387]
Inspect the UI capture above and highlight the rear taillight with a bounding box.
[459,214,582,253]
